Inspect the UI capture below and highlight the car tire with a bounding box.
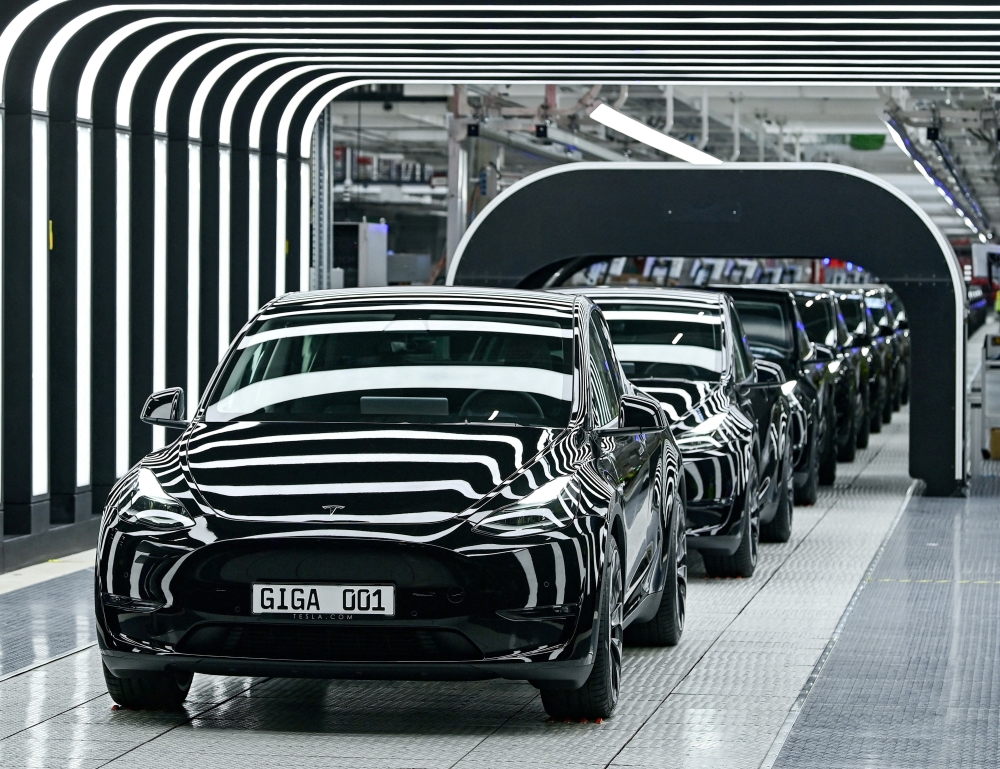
[870,386,884,434]
[818,406,837,486]
[882,389,893,424]
[703,462,759,578]
[762,457,793,543]
[901,368,910,405]
[625,496,686,647]
[103,662,192,710]
[856,385,871,449]
[892,378,903,412]
[541,537,623,720]
[794,425,819,506]
[837,396,858,462]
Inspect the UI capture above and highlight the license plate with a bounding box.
[252,584,395,616]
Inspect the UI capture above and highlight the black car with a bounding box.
[878,285,911,407]
[558,287,793,576]
[713,285,833,505]
[863,286,902,423]
[836,287,887,441]
[786,286,862,473]
[96,288,687,721]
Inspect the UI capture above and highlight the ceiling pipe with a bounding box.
[612,84,628,110]
[698,86,710,150]
[731,94,742,161]
[664,84,674,133]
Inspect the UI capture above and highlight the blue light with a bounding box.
[847,262,854,271]
[823,257,830,265]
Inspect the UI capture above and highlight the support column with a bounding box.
[445,112,469,269]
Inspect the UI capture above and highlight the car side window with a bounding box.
[730,309,754,381]
[834,303,850,346]
[593,314,625,401]
[588,321,620,427]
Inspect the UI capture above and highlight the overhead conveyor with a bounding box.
[0,1,994,567]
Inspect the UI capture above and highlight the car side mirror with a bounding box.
[754,360,784,384]
[813,345,835,362]
[895,318,909,331]
[141,387,188,429]
[620,394,662,430]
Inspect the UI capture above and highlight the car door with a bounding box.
[587,315,655,605]
[730,304,777,505]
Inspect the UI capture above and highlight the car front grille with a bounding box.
[178,623,484,662]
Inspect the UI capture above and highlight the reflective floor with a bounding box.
[0,407,931,769]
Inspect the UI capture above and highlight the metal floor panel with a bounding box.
[771,476,1000,769]
[0,412,919,769]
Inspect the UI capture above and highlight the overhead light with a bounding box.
[590,103,722,165]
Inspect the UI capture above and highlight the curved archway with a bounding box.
[449,162,965,496]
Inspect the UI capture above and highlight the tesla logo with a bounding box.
[322,504,345,514]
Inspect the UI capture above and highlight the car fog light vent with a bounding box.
[102,593,164,613]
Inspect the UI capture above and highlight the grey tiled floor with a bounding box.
[0,412,913,769]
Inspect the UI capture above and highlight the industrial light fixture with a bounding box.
[589,103,722,165]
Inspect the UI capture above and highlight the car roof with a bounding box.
[709,284,797,301]
[554,285,726,310]
[266,285,584,318]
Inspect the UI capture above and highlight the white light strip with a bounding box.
[590,103,722,164]
[152,136,168,450]
[248,151,261,318]
[275,156,287,296]
[76,125,92,488]
[31,118,49,498]
[115,131,131,477]
[299,159,310,291]
[187,143,201,411]
[218,148,231,359]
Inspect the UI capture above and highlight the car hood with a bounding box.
[180,421,559,524]
[629,378,723,427]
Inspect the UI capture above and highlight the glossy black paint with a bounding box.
[555,287,791,555]
[96,288,683,689]
[879,285,912,407]
[836,288,889,436]
[711,286,834,497]
[786,286,861,472]
[863,286,906,418]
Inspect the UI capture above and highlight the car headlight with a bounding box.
[472,476,577,536]
[117,468,195,531]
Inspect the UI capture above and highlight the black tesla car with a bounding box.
[878,284,911,408]
[96,288,686,721]
[786,286,862,472]
[836,288,886,443]
[712,285,833,505]
[557,287,793,575]
[863,286,902,423]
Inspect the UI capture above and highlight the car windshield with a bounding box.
[865,293,892,328]
[794,295,837,346]
[839,295,869,337]
[203,308,575,427]
[597,302,724,382]
[732,299,793,360]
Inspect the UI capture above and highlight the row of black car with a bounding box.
[94,273,909,723]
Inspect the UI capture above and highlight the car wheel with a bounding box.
[882,388,893,424]
[794,424,819,506]
[856,385,871,449]
[103,662,192,710]
[892,377,903,412]
[762,456,793,543]
[818,406,837,486]
[626,495,686,646]
[703,462,759,578]
[901,367,910,405]
[837,392,858,462]
[541,536,623,720]
[870,385,884,434]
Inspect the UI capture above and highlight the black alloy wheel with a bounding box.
[818,404,838,486]
[103,662,192,710]
[856,384,871,449]
[626,492,687,646]
[703,461,759,578]
[794,422,819,505]
[870,380,884,434]
[541,537,623,719]
[762,453,794,543]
